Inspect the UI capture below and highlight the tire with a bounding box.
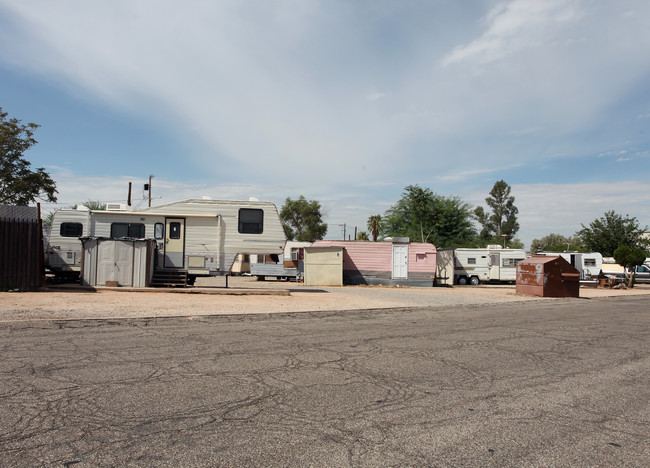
[457,276,468,285]
[469,276,480,286]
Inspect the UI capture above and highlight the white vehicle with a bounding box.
[250,241,312,281]
[454,246,528,285]
[46,198,286,284]
[46,205,91,279]
[537,252,603,280]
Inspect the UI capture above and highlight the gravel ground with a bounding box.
[0,276,648,322]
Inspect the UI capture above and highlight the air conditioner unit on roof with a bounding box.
[105,203,131,211]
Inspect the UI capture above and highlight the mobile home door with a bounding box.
[164,218,185,268]
[392,244,408,279]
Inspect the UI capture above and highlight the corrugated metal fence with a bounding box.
[0,205,43,291]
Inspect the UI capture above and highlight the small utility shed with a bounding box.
[516,255,580,298]
[303,246,344,286]
[311,238,436,287]
[81,237,155,287]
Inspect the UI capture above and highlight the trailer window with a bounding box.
[110,222,145,238]
[154,223,164,239]
[584,258,596,267]
[502,258,524,267]
[60,222,83,237]
[239,209,264,234]
[169,222,181,239]
[467,258,476,265]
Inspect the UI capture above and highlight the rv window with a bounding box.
[154,223,164,239]
[169,222,181,239]
[110,222,145,238]
[467,258,476,265]
[584,258,596,267]
[60,222,83,237]
[239,209,264,234]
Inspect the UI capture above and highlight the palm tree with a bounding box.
[367,215,381,242]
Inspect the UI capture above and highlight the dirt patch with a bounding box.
[1,277,648,322]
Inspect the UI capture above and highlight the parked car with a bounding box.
[630,264,650,283]
[605,264,650,283]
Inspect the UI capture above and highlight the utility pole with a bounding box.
[334,223,347,240]
[148,174,153,207]
[127,182,132,206]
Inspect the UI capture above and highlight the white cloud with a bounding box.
[499,182,650,248]
[442,0,580,66]
[2,0,650,226]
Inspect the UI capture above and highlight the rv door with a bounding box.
[164,218,186,268]
[489,253,500,280]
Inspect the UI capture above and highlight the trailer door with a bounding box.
[392,244,408,279]
[489,253,500,280]
[164,218,185,268]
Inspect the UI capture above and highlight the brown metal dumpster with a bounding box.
[516,255,580,297]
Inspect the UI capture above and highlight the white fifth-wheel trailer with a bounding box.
[454,246,528,285]
[46,198,286,283]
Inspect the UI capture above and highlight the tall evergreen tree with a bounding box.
[474,180,519,242]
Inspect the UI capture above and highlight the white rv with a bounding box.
[537,252,603,280]
[46,205,91,279]
[454,246,528,285]
[46,199,286,283]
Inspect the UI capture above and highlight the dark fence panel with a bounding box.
[0,206,43,291]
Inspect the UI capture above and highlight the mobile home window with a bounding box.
[238,208,264,234]
[467,257,476,265]
[154,223,164,239]
[60,222,83,237]
[584,258,596,267]
[110,222,145,238]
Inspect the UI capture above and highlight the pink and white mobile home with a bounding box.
[310,238,436,287]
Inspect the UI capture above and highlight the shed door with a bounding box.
[164,218,185,268]
[392,245,408,279]
[489,253,500,279]
[96,241,134,286]
[115,241,134,286]
[97,241,115,285]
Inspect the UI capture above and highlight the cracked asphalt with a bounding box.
[0,294,648,467]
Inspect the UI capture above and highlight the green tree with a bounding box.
[280,195,327,242]
[474,180,519,244]
[0,107,57,205]
[613,245,647,288]
[367,215,381,241]
[382,185,476,247]
[576,211,648,257]
[356,231,369,241]
[530,233,585,252]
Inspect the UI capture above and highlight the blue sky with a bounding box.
[1,0,649,248]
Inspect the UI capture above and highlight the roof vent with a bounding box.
[105,203,131,211]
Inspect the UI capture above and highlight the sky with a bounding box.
[1,0,649,249]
